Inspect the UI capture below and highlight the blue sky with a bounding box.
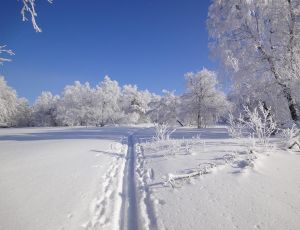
[0,0,220,103]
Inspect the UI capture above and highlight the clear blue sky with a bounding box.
[0,0,220,103]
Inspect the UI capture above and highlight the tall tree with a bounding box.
[120,84,154,124]
[0,77,19,126]
[208,0,300,121]
[93,76,122,126]
[182,69,229,128]
[148,90,180,125]
[33,91,59,126]
[57,81,94,126]
[0,76,32,127]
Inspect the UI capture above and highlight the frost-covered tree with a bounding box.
[33,91,59,126]
[181,69,230,128]
[0,76,32,127]
[120,84,154,124]
[14,98,32,127]
[93,76,122,126]
[56,81,94,126]
[0,77,19,126]
[207,0,300,122]
[148,90,181,125]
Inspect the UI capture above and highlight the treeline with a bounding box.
[0,69,230,128]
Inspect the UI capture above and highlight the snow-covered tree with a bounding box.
[0,77,19,126]
[93,76,122,126]
[148,90,181,125]
[33,91,59,126]
[207,0,300,122]
[14,98,32,127]
[0,76,32,127]
[120,84,154,124]
[56,81,94,126]
[181,69,230,128]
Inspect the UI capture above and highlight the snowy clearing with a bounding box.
[134,127,300,230]
[0,126,300,230]
[0,127,136,230]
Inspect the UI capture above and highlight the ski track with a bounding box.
[135,141,158,230]
[83,139,128,230]
[82,130,156,230]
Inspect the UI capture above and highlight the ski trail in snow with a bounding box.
[120,130,156,230]
[83,141,128,230]
[83,129,156,230]
[135,142,158,230]
[119,133,139,230]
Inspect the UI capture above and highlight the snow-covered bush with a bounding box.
[227,113,244,139]
[279,124,299,142]
[279,124,300,150]
[153,123,176,142]
[142,133,203,158]
[228,102,277,146]
[243,102,277,145]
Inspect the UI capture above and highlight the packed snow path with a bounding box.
[120,133,139,230]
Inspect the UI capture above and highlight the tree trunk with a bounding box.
[257,46,299,121]
[176,119,184,127]
[197,113,201,129]
[282,85,299,121]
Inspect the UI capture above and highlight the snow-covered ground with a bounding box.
[0,126,300,230]
[0,127,136,230]
[134,127,300,230]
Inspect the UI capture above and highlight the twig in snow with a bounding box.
[289,141,300,150]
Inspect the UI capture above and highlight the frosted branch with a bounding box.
[0,45,15,65]
[21,0,53,32]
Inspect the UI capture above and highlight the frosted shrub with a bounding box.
[153,123,176,142]
[228,102,277,146]
[279,124,299,142]
[242,102,277,145]
[227,113,244,139]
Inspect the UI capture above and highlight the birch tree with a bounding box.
[207,0,300,122]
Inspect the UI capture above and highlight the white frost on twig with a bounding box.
[166,162,217,188]
[21,0,53,32]
[0,45,15,64]
[165,150,258,188]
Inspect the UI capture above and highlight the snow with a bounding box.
[0,127,135,230]
[1,126,300,230]
[134,127,300,230]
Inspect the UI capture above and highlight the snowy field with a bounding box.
[0,126,300,230]
[0,127,136,230]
